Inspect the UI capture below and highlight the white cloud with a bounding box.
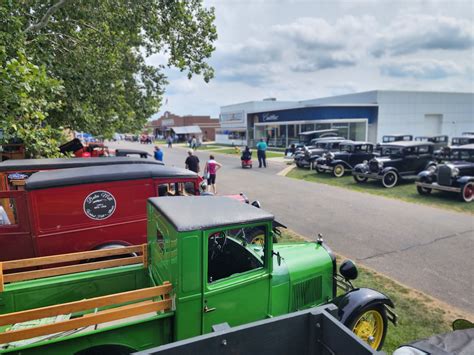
[150,2,474,117]
[380,59,464,79]
[372,15,474,57]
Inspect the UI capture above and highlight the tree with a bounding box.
[0,0,217,156]
[0,51,64,158]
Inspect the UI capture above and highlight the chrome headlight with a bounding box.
[362,160,368,165]
[327,152,335,160]
[427,165,437,174]
[451,167,460,177]
[378,161,384,168]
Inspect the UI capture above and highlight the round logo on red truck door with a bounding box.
[83,191,117,220]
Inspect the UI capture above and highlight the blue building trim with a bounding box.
[254,106,378,124]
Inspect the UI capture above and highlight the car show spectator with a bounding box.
[167,135,173,148]
[185,149,200,173]
[191,136,197,150]
[204,155,222,194]
[256,138,268,168]
[154,146,163,162]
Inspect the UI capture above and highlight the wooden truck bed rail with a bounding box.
[0,244,148,291]
[0,282,172,344]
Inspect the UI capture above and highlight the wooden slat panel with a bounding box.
[3,245,145,270]
[4,256,143,283]
[0,284,172,326]
[0,299,172,344]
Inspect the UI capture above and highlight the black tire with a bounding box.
[417,185,432,195]
[315,165,325,173]
[460,182,474,202]
[346,304,388,351]
[353,174,368,183]
[296,162,302,168]
[382,171,398,188]
[333,164,345,178]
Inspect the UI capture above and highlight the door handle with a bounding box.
[204,305,216,313]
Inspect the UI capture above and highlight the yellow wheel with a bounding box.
[349,306,387,350]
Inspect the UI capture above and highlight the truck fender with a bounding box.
[381,166,399,176]
[417,170,434,182]
[331,287,397,326]
[330,160,352,169]
[424,160,437,169]
[353,163,366,173]
[458,176,474,185]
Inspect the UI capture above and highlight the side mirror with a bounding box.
[339,260,358,280]
[272,250,282,266]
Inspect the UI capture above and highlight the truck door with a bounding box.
[0,191,34,261]
[202,225,271,333]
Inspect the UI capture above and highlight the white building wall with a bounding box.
[376,91,474,142]
[300,91,378,105]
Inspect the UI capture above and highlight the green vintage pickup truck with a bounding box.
[0,197,396,354]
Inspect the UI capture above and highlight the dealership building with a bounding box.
[218,90,474,147]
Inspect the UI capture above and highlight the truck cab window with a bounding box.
[0,198,17,225]
[207,227,265,283]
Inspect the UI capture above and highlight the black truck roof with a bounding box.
[0,157,162,172]
[149,196,274,232]
[25,164,197,190]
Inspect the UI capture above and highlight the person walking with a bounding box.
[191,135,197,150]
[256,138,268,168]
[154,146,163,162]
[167,135,173,148]
[204,154,222,194]
[185,149,200,174]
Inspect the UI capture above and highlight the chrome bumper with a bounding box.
[416,182,461,193]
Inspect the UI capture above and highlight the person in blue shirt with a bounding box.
[154,146,163,162]
[256,138,268,168]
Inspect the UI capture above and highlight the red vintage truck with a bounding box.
[0,163,247,261]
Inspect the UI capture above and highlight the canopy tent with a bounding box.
[170,126,202,135]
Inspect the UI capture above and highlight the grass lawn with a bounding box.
[287,168,473,214]
[278,229,467,353]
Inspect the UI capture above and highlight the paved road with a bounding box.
[111,141,474,313]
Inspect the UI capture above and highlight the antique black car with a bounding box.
[415,135,448,150]
[352,141,434,188]
[294,138,348,168]
[451,135,474,146]
[314,142,375,177]
[286,129,340,155]
[416,144,474,202]
[381,134,413,143]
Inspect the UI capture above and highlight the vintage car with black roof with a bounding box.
[415,135,448,150]
[294,138,348,168]
[314,142,375,177]
[352,141,434,188]
[451,135,474,146]
[416,144,474,202]
[381,134,413,143]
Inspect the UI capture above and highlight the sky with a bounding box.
[147,0,474,118]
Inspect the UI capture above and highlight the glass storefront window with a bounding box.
[349,122,366,141]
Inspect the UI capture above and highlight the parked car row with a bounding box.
[292,138,474,203]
